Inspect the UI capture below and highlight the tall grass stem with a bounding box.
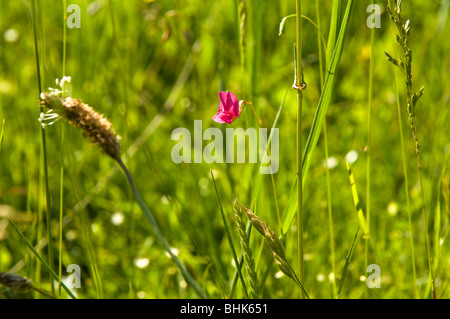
[365,0,376,298]
[315,0,337,297]
[32,0,53,295]
[295,0,304,298]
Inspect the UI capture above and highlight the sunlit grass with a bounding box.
[0,0,449,299]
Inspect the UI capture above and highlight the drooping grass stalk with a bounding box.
[40,93,206,299]
[385,1,435,298]
[32,0,53,295]
[279,14,326,47]
[315,0,337,298]
[117,158,206,299]
[295,0,305,298]
[236,201,309,298]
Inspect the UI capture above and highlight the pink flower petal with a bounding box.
[226,91,240,118]
[215,91,242,124]
[213,112,234,124]
[218,91,228,112]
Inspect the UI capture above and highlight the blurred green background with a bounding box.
[0,0,449,298]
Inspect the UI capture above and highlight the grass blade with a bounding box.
[9,220,77,299]
[0,119,4,153]
[345,159,369,236]
[210,170,249,298]
[337,227,359,299]
[250,88,287,206]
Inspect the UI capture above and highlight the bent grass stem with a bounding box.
[115,158,206,299]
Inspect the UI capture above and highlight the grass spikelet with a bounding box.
[386,3,424,162]
[235,200,309,298]
[233,198,258,299]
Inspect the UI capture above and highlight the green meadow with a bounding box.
[0,0,449,299]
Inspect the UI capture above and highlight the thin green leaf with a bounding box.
[9,220,77,299]
[337,227,359,299]
[211,170,249,298]
[345,159,370,236]
[326,0,344,65]
[251,88,287,205]
[0,119,4,153]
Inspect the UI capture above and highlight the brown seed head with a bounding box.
[0,272,32,292]
[41,93,121,160]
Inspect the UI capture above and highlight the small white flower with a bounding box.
[346,150,358,164]
[329,272,335,283]
[134,257,150,269]
[4,29,19,42]
[60,76,72,88]
[111,211,125,225]
[387,202,398,216]
[323,156,338,169]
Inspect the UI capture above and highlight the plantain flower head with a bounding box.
[40,89,121,160]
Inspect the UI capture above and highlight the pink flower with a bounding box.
[213,91,243,124]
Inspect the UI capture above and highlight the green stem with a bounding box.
[32,0,53,296]
[295,0,304,299]
[116,158,206,299]
[315,0,336,298]
[58,0,68,297]
[396,73,418,298]
[387,0,418,298]
[364,0,375,298]
[290,264,310,299]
